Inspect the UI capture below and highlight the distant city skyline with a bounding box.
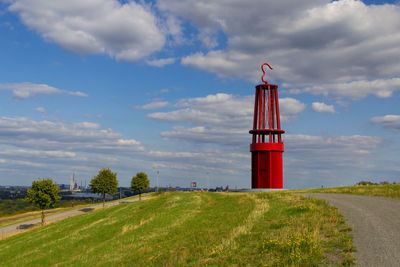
[0,0,399,188]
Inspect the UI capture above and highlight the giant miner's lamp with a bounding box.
[250,63,284,189]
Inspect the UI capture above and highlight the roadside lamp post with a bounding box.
[156,170,159,191]
[206,172,209,191]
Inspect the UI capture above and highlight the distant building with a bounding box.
[69,172,79,191]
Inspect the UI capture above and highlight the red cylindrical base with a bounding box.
[250,143,283,189]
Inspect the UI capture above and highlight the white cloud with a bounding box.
[311,102,335,113]
[117,139,141,145]
[146,149,249,176]
[0,114,252,186]
[283,134,384,186]
[0,158,44,167]
[0,82,87,99]
[0,117,144,153]
[298,78,400,99]
[0,149,76,159]
[285,134,383,152]
[371,114,400,131]
[140,101,169,110]
[146,57,176,67]
[165,15,185,45]
[0,116,156,185]
[148,93,306,131]
[160,126,247,147]
[159,0,400,99]
[279,98,307,121]
[35,107,46,113]
[75,122,101,129]
[261,133,386,188]
[9,0,165,61]
[149,93,252,129]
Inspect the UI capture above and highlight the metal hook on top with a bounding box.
[261,63,273,84]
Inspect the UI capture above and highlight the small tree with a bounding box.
[131,172,150,200]
[26,178,60,225]
[90,168,118,207]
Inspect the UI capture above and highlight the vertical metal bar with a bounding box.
[252,86,258,143]
[268,85,272,143]
[260,87,263,142]
[257,86,263,143]
[262,87,266,142]
[263,88,267,129]
[274,85,282,143]
[270,86,276,143]
[271,90,276,129]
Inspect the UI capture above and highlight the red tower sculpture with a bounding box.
[250,63,284,189]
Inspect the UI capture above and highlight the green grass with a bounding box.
[295,184,400,198]
[0,192,354,266]
[0,194,154,228]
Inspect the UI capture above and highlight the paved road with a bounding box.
[0,196,149,239]
[303,193,400,267]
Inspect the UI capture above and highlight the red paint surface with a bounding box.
[250,79,285,189]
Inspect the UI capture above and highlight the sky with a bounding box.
[0,0,399,189]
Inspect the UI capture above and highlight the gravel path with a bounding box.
[303,193,400,267]
[0,196,149,239]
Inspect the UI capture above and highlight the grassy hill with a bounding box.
[296,184,400,198]
[0,192,354,266]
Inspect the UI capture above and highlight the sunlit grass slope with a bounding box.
[296,184,400,198]
[0,192,353,266]
[0,193,153,228]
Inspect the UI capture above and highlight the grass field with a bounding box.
[295,184,400,198]
[0,194,153,228]
[0,192,354,266]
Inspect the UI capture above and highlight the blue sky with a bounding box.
[0,0,399,188]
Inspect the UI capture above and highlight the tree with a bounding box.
[131,172,150,200]
[26,178,60,225]
[90,168,118,207]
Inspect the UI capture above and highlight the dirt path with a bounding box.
[303,193,400,267]
[0,196,150,239]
